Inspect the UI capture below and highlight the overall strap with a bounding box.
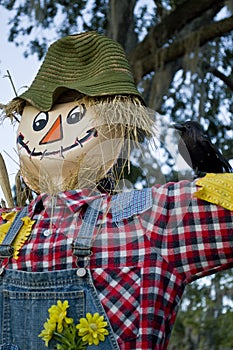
[0,207,28,259]
[72,198,103,258]
[72,198,103,277]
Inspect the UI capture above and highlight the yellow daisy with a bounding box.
[76,312,109,346]
[38,318,56,347]
[49,300,73,333]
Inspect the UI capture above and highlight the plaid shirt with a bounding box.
[1,180,233,350]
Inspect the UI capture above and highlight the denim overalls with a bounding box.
[0,199,120,350]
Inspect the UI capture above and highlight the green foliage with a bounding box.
[169,271,233,350]
[84,0,108,33]
[134,4,156,36]
[163,36,233,155]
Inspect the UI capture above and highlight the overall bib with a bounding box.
[0,199,120,350]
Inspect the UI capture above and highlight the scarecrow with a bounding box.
[0,32,233,350]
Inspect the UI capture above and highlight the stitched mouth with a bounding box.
[17,128,98,158]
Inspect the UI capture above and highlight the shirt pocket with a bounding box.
[2,289,84,350]
[92,266,141,343]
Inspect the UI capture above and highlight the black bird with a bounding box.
[173,120,232,176]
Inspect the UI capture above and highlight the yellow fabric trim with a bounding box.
[0,211,35,259]
[194,173,233,211]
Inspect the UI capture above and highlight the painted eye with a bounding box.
[33,112,49,131]
[67,104,86,124]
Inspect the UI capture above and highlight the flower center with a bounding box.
[90,323,98,331]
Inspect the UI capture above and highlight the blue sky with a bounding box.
[0,8,41,198]
[0,9,40,104]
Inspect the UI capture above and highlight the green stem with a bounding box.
[53,332,72,346]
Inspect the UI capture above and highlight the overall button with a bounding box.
[77,267,86,277]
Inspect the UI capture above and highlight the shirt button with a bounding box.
[43,229,53,237]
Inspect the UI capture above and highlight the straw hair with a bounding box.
[3,31,142,117]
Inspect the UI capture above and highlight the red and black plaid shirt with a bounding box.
[1,180,233,350]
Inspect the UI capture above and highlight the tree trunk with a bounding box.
[107,0,137,52]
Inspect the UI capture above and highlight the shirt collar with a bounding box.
[28,188,107,216]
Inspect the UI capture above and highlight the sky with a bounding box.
[0,8,41,200]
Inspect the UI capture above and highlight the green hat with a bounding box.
[18,31,142,111]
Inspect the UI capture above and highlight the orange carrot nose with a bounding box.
[39,115,63,145]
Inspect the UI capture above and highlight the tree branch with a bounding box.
[204,63,233,91]
[131,15,233,83]
[130,0,225,61]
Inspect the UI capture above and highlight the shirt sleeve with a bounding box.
[142,180,233,283]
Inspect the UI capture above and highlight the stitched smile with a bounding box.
[17,128,98,157]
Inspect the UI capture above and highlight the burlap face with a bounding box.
[17,99,124,193]
[16,94,155,194]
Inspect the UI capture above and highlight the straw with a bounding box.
[0,153,14,207]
